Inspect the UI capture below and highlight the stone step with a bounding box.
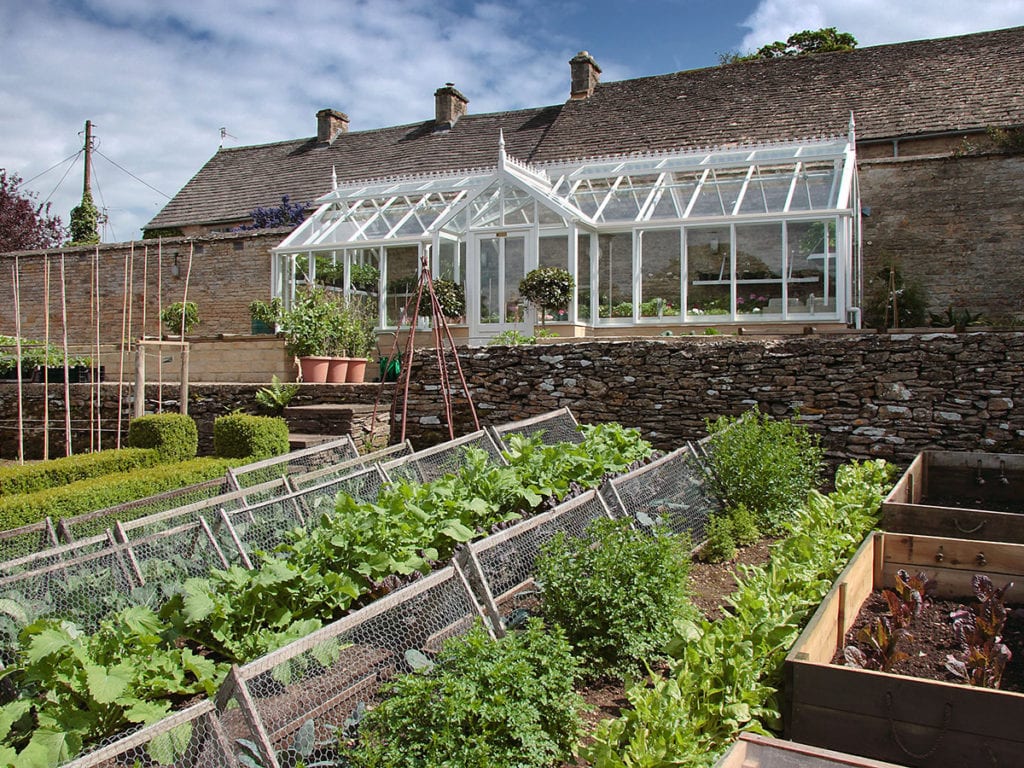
[287,433,342,450]
[282,403,377,436]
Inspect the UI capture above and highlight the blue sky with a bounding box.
[2,0,1022,243]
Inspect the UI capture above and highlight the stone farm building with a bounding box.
[2,26,1023,348]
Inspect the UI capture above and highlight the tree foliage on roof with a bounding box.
[234,194,309,230]
[0,170,66,252]
[721,27,858,64]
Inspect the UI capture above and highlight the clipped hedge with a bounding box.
[0,458,237,531]
[0,448,161,497]
[126,413,199,461]
[213,413,290,460]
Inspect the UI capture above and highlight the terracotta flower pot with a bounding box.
[345,358,367,383]
[298,355,330,383]
[326,357,350,383]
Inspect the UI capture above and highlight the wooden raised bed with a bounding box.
[883,451,1024,543]
[715,733,905,767]
[785,531,1024,767]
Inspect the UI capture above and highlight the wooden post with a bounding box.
[179,343,189,415]
[134,343,146,419]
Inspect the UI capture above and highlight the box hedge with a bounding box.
[0,457,238,532]
[213,413,290,460]
[0,448,161,497]
[126,413,199,461]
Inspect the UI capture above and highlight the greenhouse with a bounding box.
[274,128,860,342]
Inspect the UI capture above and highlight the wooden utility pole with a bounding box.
[83,120,93,195]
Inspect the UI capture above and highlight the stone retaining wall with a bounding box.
[0,382,387,459]
[3,333,1022,468]
[396,332,1024,466]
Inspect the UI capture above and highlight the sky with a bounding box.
[2,0,1022,244]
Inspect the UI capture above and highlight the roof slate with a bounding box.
[148,26,1024,231]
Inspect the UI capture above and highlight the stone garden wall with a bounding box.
[3,333,1022,468]
[396,332,1024,466]
[0,382,385,459]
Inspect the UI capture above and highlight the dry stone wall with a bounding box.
[3,333,1023,469]
[396,332,1024,466]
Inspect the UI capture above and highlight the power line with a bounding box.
[42,152,83,206]
[16,150,83,191]
[95,148,172,199]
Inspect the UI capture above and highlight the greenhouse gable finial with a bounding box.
[498,130,506,170]
[331,165,338,192]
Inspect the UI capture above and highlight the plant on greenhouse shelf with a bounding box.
[736,292,769,311]
[160,301,199,337]
[519,267,574,326]
[350,263,380,293]
[433,278,466,320]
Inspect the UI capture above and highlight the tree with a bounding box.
[520,267,575,326]
[68,188,100,245]
[0,170,66,252]
[720,27,857,64]
[234,195,309,230]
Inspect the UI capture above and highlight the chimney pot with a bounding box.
[316,108,349,144]
[569,51,601,100]
[434,83,469,128]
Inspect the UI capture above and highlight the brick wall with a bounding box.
[0,229,286,344]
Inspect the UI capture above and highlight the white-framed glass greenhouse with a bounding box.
[274,129,860,342]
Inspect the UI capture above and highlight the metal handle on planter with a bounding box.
[885,690,952,761]
[954,518,985,534]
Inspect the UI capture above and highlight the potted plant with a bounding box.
[249,298,283,335]
[350,263,380,294]
[519,267,574,327]
[433,278,466,323]
[160,301,200,337]
[279,287,341,383]
[339,295,377,383]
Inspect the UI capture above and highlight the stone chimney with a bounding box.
[316,108,349,144]
[434,83,469,128]
[569,51,601,100]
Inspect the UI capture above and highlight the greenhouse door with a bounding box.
[469,233,532,342]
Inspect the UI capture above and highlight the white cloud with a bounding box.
[739,0,1024,51]
[3,0,1021,243]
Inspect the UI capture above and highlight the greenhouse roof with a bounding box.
[276,134,855,252]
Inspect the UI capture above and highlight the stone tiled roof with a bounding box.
[147,26,1024,231]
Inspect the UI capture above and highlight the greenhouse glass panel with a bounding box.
[687,227,731,318]
[689,168,747,217]
[469,181,503,228]
[649,174,701,220]
[786,219,837,316]
[384,245,419,326]
[577,233,593,321]
[738,166,796,215]
[438,239,466,284]
[502,186,535,225]
[598,232,633,321]
[735,223,783,315]
[596,175,659,223]
[640,229,681,319]
[790,162,839,211]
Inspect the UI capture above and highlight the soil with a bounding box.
[831,590,1024,692]
[565,540,776,766]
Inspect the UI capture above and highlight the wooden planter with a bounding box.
[715,733,905,768]
[785,531,1024,767]
[883,451,1024,543]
